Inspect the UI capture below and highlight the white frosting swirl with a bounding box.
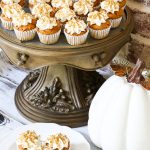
[74,0,93,15]
[45,134,70,150]
[36,16,58,30]
[101,0,119,14]
[29,0,51,5]
[51,0,73,8]
[16,131,43,150]
[12,13,34,27]
[65,18,87,34]
[2,0,21,4]
[32,3,53,18]
[87,10,109,26]
[2,3,24,19]
[55,7,76,22]
[114,0,123,2]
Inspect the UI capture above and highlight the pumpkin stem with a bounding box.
[127,59,145,84]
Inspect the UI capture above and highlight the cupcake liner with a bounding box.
[0,17,13,30]
[89,26,111,39]
[14,28,36,41]
[110,17,122,28]
[37,29,61,44]
[122,4,126,10]
[64,29,89,45]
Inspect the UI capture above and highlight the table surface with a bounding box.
[0,49,104,150]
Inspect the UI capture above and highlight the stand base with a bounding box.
[15,65,105,127]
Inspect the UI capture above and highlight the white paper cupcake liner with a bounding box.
[89,26,111,39]
[0,17,13,30]
[37,29,61,44]
[14,28,36,41]
[64,29,89,45]
[110,17,122,28]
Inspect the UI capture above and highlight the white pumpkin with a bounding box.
[88,74,150,150]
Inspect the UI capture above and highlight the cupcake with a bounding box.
[84,0,101,10]
[13,13,36,41]
[55,7,76,29]
[101,0,123,28]
[36,16,61,44]
[16,130,43,150]
[73,0,93,21]
[44,133,70,150]
[87,10,111,39]
[32,3,54,19]
[115,0,126,9]
[0,0,25,8]
[64,18,89,45]
[51,0,73,12]
[0,4,25,30]
[29,0,51,12]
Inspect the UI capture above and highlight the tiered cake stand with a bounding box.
[0,7,134,127]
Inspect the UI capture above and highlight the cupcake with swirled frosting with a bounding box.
[0,4,25,30]
[29,0,51,11]
[100,0,123,28]
[73,0,93,21]
[64,18,89,45]
[55,7,76,29]
[51,0,73,12]
[13,13,36,41]
[114,0,126,9]
[0,0,25,8]
[44,133,70,150]
[32,3,54,19]
[36,16,61,44]
[87,10,111,39]
[16,130,43,150]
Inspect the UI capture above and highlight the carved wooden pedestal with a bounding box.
[15,65,105,127]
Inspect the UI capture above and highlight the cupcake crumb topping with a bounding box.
[101,0,119,14]
[1,3,24,19]
[51,0,73,8]
[55,7,76,23]
[45,133,70,150]
[87,10,109,26]
[32,3,53,18]
[36,16,58,30]
[12,13,34,27]
[74,0,93,15]
[65,18,87,34]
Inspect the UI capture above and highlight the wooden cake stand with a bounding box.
[0,7,134,127]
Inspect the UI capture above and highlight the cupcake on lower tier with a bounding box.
[29,0,51,12]
[0,4,25,30]
[73,0,93,21]
[13,13,36,41]
[101,0,123,28]
[64,18,89,45]
[36,16,61,44]
[87,10,111,39]
[44,133,70,150]
[16,130,43,150]
[0,0,25,8]
[55,7,76,30]
[32,3,55,19]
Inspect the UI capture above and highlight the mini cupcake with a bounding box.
[0,0,25,8]
[32,3,54,19]
[51,0,73,12]
[64,18,89,45]
[101,0,123,28]
[29,0,51,12]
[115,0,126,9]
[84,0,101,10]
[55,7,76,29]
[87,10,111,39]
[36,16,61,44]
[0,4,25,30]
[13,13,36,41]
[44,133,70,150]
[16,130,43,150]
[73,0,93,21]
